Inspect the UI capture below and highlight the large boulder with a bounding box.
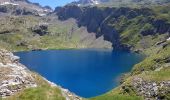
[31,24,49,36]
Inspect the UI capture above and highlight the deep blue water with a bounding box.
[15,49,144,98]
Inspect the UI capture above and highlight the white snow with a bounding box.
[167,37,170,41]
[43,9,48,12]
[92,0,99,4]
[39,13,46,16]
[0,2,19,6]
[78,4,81,6]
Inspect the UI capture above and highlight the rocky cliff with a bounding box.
[69,0,170,7]
[0,49,37,97]
[55,5,170,50]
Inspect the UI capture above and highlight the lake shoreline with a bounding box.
[15,49,144,98]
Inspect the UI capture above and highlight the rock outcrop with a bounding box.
[69,0,170,7]
[133,77,170,100]
[0,49,37,97]
[55,5,170,50]
[31,24,49,36]
[55,6,153,50]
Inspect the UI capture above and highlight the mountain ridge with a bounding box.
[0,0,53,16]
[69,0,170,7]
[55,5,170,50]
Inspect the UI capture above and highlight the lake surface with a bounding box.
[15,49,144,98]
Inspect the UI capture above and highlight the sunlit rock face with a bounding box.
[69,0,104,6]
[68,0,170,8]
[0,49,37,97]
[0,0,53,16]
[77,0,100,5]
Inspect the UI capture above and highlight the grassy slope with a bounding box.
[0,16,88,52]
[89,5,170,100]
[90,43,170,100]
[3,73,65,100]
[133,43,170,74]
[0,15,111,52]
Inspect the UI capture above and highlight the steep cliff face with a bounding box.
[56,6,122,49]
[55,5,170,50]
[69,0,170,7]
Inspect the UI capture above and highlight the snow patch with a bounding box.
[39,13,46,16]
[0,2,19,6]
[167,37,170,41]
[92,0,99,4]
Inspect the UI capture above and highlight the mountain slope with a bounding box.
[55,4,170,99]
[70,0,170,7]
[55,5,170,50]
[0,0,52,16]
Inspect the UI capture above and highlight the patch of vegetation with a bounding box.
[132,44,170,75]
[90,94,142,100]
[152,4,170,21]
[88,5,170,98]
[89,87,143,100]
[0,16,89,51]
[139,67,170,82]
[4,73,65,100]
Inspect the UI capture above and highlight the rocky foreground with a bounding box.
[0,49,81,100]
[133,77,170,100]
[0,49,37,97]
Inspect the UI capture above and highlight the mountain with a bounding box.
[55,5,170,99]
[0,0,170,100]
[70,0,170,7]
[70,0,102,6]
[69,0,109,6]
[0,0,53,16]
[55,5,170,50]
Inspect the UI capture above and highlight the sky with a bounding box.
[29,0,77,9]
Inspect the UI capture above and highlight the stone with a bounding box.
[132,77,170,99]
[0,49,37,97]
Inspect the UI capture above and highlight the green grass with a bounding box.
[132,44,170,74]
[89,86,143,100]
[90,94,142,100]
[4,73,65,100]
[139,67,170,82]
[152,4,170,21]
[0,16,92,51]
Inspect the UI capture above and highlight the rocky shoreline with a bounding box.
[43,77,82,100]
[0,49,81,100]
[0,49,37,98]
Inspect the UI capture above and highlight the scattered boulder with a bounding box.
[133,77,170,99]
[31,24,49,36]
[155,40,166,46]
